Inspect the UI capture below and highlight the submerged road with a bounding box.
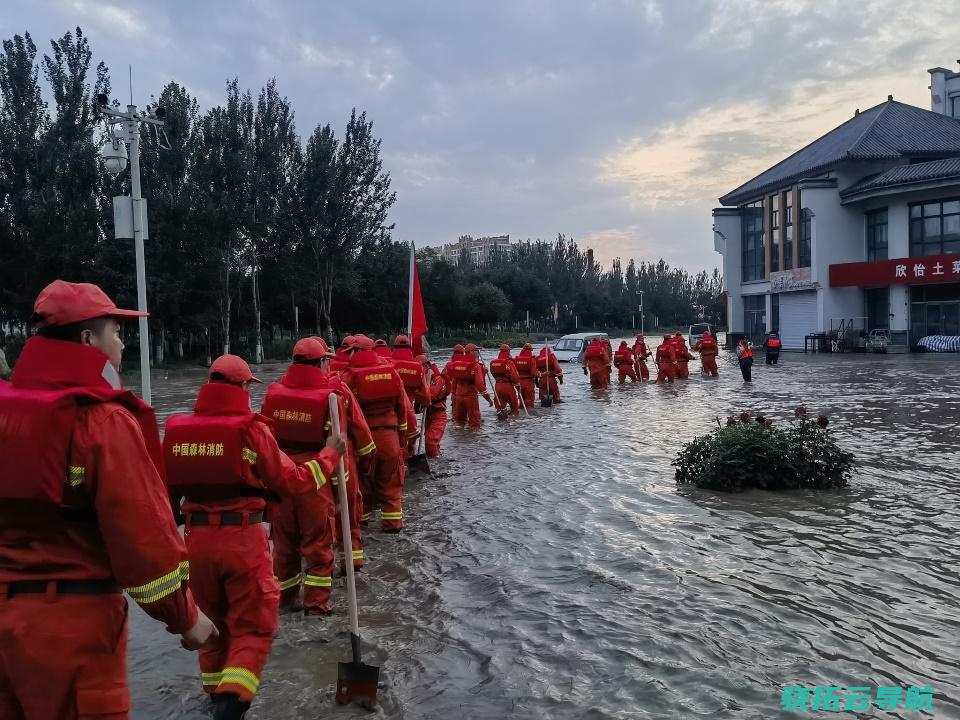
[128,343,959,719]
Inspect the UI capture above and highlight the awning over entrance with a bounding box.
[830,254,960,287]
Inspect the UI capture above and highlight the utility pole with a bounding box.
[96,91,168,405]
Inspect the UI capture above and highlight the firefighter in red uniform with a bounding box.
[632,334,651,381]
[490,344,521,415]
[166,355,344,718]
[0,281,217,720]
[694,331,720,377]
[582,338,611,389]
[391,335,430,455]
[341,336,417,532]
[261,338,372,615]
[513,342,539,409]
[674,332,693,380]
[419,354,449,457]
[373,339,392,359]
[445,344,492,428]
[329,337,353,374]
[656,334,677,383]
[536,345,563,403]
[614,341,638,383]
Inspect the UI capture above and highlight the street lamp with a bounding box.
[97,92,169,404]
[637,291,645,335]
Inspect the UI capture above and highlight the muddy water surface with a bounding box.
[126,344,960,719]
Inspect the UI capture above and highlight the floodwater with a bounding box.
[126,343,960,719]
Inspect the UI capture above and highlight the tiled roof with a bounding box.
[719,100,960,206]
[840,158,960,198]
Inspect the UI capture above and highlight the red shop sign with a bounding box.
[830,254,960,287]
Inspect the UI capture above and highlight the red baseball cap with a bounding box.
[351,334,375,351]
[33,280,148,328]
[374,338,388,347]
[393,334,411,347]
[209,354,261,384]
[453,344,465,353]
[464,343,479,352]
[499,343,510,351]
[292,337,333,360]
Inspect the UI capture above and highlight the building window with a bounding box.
[741,202,764,281]
[865,287,889,330]
[866,209,888,261]
[952,96,960,119]
[798,209,812,267]
[910,199,960,256]
[770,196,780,273]
[783,206,793,271]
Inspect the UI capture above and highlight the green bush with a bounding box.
[673,408,855,492]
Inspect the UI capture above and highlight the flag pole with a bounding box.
[407,242,415,337]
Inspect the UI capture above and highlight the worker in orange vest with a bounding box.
[764,331,782,365]
[513,342,540,408]
[490,343,522,415]
[632,334,651,381]
[419,353,449,456]
[736,338,754,382]
[694,331,720,377]
[614,340,638,383]
[655,334,677,383]
[166,354,344,717]
[582,338,611,389]
[0,281,217,720]
[340,335,417,531]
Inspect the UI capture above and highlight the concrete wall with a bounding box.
[929,67,960,117]
[713,210,741,330]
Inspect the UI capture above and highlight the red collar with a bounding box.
[194,382,252,415]
[281,363,327,388]
[12,337,121,391]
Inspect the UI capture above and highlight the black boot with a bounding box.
[213,692,251,720]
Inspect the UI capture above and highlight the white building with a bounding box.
[439,234,511,265]
[713,77,960,351]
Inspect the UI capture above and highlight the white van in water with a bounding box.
[551,332,609,362]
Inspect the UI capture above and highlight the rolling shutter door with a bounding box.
[778,291,818,349]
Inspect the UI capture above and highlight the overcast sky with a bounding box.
[6,0,960,273]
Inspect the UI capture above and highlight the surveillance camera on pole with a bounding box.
[96,92,170,404]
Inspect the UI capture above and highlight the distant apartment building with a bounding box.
[440,234,511,265]
[712,65,960,351]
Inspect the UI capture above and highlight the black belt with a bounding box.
[188,511,264,526]
[4,579,121,597]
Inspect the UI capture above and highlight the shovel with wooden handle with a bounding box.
[329,394,380,708]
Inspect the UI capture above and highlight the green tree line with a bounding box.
[0,26,722,365]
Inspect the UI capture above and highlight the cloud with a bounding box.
[67,0,144,36]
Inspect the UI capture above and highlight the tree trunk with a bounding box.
[251,254,264,364]
[292,288,299,336]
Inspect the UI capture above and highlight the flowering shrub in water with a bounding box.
[673,408,855,492]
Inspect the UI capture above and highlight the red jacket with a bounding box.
[694,336,718,357]
[444,356,487,397]
[342,349,418,443]
[536,349,563,377]
[490,351,520,385]
[178,383,338,516]
[426,364,450,410]
[0,337,197,634]
[632,338,649,361]
[656,341,676,365]
[513,349,539,380]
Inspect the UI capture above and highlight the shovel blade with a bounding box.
[336,660,380,706]
[540,394,553,408]
[407,453,431,475]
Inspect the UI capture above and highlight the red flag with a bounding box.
[409,246,428,355]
